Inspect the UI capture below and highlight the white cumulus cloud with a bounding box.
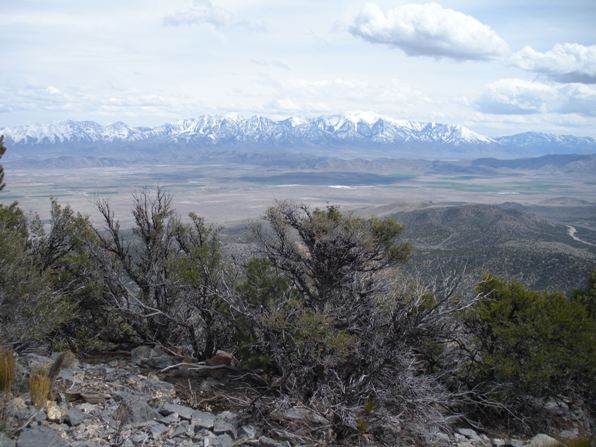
[349,3,509,61]
[476,78,596,116]
[512,43,596,84]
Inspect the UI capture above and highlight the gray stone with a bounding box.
[529,434,564,447]
[137,377,176,399]
[0,432,15,447]
[213,434,234,447]
[131,345,176,369]
[213,411,238,438]
[149,422,169,439]
[433,432,451,446]
[145,354,177,369]
[56,368,80,384]
[171,421,191,437]
[33,410,47,423]
[455,428,491,446]
[17,427,68,447]
[77,402,98,412]
[131,345,154,365]
[21,353,52,370]
[282,406,329,425]
[544,400,569,416]
[258,436,290,447]
[158,413,180,424]
[66,407,88,426]
[239,424,257,439]
[131,434,148,444]
[457,428,480,440]
[161,403,195,420]
[558,428,579,439]
[192,410,215,430]
[115,396,160,425]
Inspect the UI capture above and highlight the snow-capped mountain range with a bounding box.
[1,113,595,158]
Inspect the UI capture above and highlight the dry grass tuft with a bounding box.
[564,437,593,447]
[0,347,15,395]
[29,368,51,409]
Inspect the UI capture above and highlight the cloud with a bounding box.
[512,43,596,84]
[349,3,508,61]
[163,0,265,31]
[0,83,205,119]
[163,0,232,27]
[476,78,596,116]
[262,77,434,118]
[250,59,291,71]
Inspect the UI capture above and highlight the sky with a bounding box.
[0,0,595,137]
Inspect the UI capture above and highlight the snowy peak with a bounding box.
[0,113,494,148]
[495,132,596,148]
[1,114,595,157]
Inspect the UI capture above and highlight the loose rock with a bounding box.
[213,411,238,438]
[529,434,565,447]
[114,395,159,425]
[161,403,195,420]
[17,427,67,447]
[192,410,216,430]
[0,432,15,447]
[282,406,329,425]
[65,407,88,427]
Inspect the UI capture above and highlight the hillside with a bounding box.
[392,203,596,291]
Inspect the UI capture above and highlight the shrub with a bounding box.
[236,203,459,442]
[29,368,51,409]
[462,274,596,406]
[0,347,15,395]
[169,212,231,359]
[572,267,596,320]
[0,203,76,347]
[93,190,233,359]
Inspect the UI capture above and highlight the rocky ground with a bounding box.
[0,348,592,446]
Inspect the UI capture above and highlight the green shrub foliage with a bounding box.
[572,267,596,321]
[0,202,76,347]
[235,203,459,439]
[169,212,230,359]
[92,190,232,359]
[463,274,596,403]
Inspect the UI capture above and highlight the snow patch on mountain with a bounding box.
[2,114,595,156]
[0,113,495,148]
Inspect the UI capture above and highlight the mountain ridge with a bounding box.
[2,113,595,158]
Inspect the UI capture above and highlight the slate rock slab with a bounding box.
[192,410,215,430]
[66,407,88,426]
[0,432,15,447]
[17,427,68,447]
[160,403,195,420]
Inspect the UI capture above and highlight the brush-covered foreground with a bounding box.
[1,187,595,446]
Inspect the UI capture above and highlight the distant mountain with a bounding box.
[495,132,596,155]
[392,203,596,291]
[1,113,595,159]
